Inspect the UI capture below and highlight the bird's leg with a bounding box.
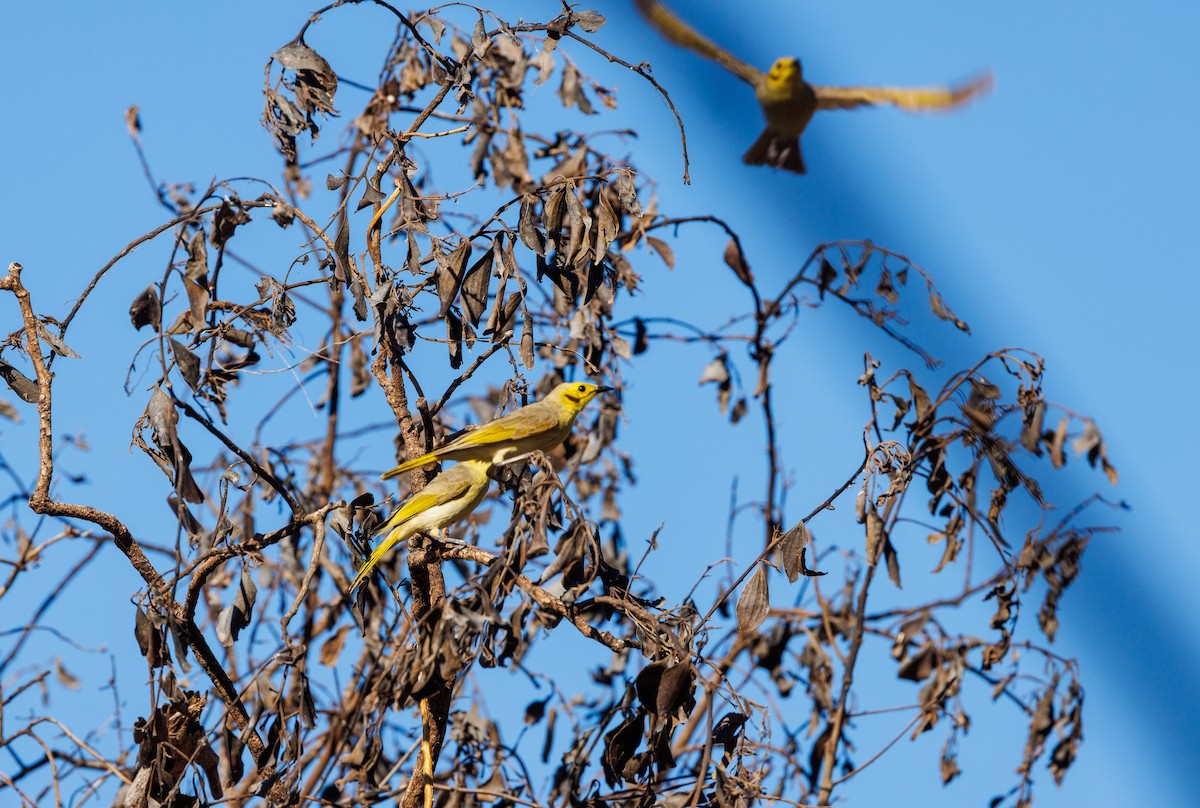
[496,449,551,468]
[426,528,457,548]
[436,528,471,549]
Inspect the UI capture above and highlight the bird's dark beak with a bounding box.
[595,386,615,394]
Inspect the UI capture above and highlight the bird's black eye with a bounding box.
[577,384,587,393]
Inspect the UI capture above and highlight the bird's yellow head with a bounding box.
[550,381,612,414]
[766,57,803,91]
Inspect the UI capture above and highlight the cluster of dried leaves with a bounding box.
[0,3,1117,808]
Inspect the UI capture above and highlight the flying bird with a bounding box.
[632,0,992,174]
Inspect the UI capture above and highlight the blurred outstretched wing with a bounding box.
[632,0,764,86]
[815,71,993,112]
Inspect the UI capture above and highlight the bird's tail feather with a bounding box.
[381,452,437,479]
[350,525,405,590]
[742,129,806,174]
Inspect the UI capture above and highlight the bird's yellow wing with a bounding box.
[451,405,560,447]
[632,0,764,86]
[815,71,993,112]
[381,486,459,528]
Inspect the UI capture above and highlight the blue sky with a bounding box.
[1,1,1197,805]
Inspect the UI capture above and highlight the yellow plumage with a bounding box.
[381,382,611,479]
[350,460,493,590]
[745,57,817,174]
[633,0,992,174]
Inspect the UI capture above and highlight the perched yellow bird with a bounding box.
[351,460,492,590]
[382,381,612,479]
[632,0,993,174]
